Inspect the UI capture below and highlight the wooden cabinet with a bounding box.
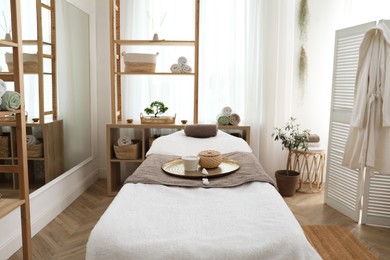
[106,122,250,196]
[0,120,64,190]
[0,0,32,258]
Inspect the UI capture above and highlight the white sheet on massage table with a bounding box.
[86,130,320,259]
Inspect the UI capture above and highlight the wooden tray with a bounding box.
[162,158,240,179]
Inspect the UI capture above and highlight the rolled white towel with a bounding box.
[221,106,232,116]
[181,64,192,73]
[0,80,7,105]
[177,56,187,65]
[229,113,241,126]
[170,64,182,73]
[26,135,39,145]
[118,136,132,146]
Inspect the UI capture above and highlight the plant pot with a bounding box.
[275,170,300,197]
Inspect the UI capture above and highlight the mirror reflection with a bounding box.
[0,0,91,196]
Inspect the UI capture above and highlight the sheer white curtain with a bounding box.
[258,0,297,176]
[120,0,297,176]
[121,0,195,123]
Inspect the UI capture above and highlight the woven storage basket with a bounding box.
[140,113,176,124]
[5,52,38,73]
[0,135,10,157]
[122,52,158,73]
[114,139,141,160]
[198,150,222,169]
[148,135,160,150]
[27,143,43,158]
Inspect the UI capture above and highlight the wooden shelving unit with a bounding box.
[106,0,251,196]
[0,0,63,193]
[109,0,200,123]
[0,0,57,122]
[0,0,32,258]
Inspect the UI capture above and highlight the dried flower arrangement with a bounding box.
[299,46,307,85]
[299,0,309,40]
[298,0,309,91]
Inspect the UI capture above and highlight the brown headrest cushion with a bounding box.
[184,124,218,138]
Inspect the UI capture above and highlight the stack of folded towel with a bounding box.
[0,80,7,106]
[26,135,40,145]
[0,81,21,111]
[170,56,192,73]
[118,136,132,146]
[216,106,241,126]
[307,134,321,147]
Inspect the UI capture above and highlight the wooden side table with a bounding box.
[288,149,326,193]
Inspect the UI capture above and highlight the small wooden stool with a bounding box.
[288,149,326,193]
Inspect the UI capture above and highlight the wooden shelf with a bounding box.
[115,72,195,76]
[0,110,22,116]
[22,40,52,46]
[0,40,18,48]
[0,198,25,218]
[0,72,15,82]
[114,40,195,46]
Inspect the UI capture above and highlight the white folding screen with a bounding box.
[362,173,390,226]
[326,20,390,227]
[326,22,374,222]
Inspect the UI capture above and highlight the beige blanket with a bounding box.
[125,152,276,188]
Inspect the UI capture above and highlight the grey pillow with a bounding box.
[184,124,218,138]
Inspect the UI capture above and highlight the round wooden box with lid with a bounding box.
[198,150,222,169]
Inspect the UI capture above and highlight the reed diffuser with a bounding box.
[1,11,12,40]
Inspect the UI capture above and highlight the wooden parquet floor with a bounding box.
[10,179,390,259]
[10,179,113,260]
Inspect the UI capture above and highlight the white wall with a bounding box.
[291,0,347,152]
[291,0,390,151]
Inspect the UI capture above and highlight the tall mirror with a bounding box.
[0,0,91,196]
[56,0,91,171]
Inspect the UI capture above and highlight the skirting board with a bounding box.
[0,158,99,259]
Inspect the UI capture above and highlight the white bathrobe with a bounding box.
[343,21,390,174]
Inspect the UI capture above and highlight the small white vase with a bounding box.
[4,33,11,41]
[152,33,159,41]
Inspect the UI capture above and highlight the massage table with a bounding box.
[86,129,320,259]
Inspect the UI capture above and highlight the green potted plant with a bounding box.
[141,101,176,124]
[272,117,310,197]
[144,101,168,117]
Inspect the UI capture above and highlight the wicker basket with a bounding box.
[198,150,222,169]
[140,113,176,124]
[122,52,158,73]
[148,135,160,149]
[0,114,28,122]
[113,139,141,160]
[0,135,10,157]
[27,143,43,158]
[5,52,38,73]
